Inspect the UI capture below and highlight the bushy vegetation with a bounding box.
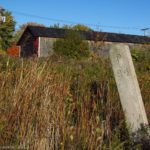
[0,49,7,56]
[0,51,149,149]
[131,47,150,72]
[53,30,90,59]
[50,23,93,31]
[0,8,15,51]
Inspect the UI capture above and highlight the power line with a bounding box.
[12,11,77,24]
[11,10,148,31]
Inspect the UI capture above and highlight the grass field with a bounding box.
[0,49,149,149]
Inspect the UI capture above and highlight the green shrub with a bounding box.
[53,30,89,59]
[0,49,7,56]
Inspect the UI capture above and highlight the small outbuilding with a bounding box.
[17,26,150,57]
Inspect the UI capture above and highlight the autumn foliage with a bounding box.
[7,44,20,57]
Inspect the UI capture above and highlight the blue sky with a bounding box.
[1,0,150,35]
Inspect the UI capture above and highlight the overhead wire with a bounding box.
[11,10,145,31]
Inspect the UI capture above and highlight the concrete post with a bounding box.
[109,44,149,141]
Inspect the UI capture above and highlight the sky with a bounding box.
[0,0,150,35]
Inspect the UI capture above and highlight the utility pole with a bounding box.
[141,28,149,36]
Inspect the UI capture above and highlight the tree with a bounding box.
[50,23,60,29]
[53,30,89,59]
[50,23,93,31]
[72,24,93,31]
[14,22,45,43]
[0,7,16,50]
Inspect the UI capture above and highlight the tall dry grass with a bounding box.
[0,53,149,149]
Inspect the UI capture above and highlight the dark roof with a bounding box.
[17,25,150,45]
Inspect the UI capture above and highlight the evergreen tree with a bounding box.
[0,7,16,50]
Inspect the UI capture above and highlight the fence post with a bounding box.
[109,43,150,143]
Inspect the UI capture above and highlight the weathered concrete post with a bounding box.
[109,44,149,141]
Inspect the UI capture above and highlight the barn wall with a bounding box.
[20,32,35,57]
[88,41,150,57]
[38,37,150,58]
[39,38,113,57]
[39,37,56,57]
